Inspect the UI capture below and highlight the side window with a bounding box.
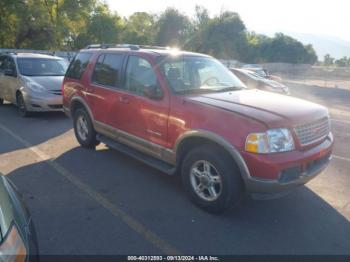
[92,53,123,88]
[0,56,6,72]
[125,56,158,95]
[65,52,92,80]
[7,58,17,74]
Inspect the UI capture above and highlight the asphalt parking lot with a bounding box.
[0,84,350,255]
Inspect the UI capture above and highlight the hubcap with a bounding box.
[190,160,222,202]
[77,115,89,141]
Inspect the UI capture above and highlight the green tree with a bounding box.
[155,8,193,47]
[191,11,247,60]
[259,33,317,64]
[74,4,124,49]
[122,12,156,45]
[323,54,335,66]
[335,56,349,67]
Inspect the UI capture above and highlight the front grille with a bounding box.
[294,117,330,146]
[49,89,62,95]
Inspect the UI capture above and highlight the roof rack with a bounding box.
[84,44,171,51]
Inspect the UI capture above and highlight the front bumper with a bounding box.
[22,92,63,112]
[241,133,333,194]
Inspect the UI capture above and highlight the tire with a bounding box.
[17,93,30,117]
[0,98,3,105]
[181,145,244,213]
[73,108,99,148]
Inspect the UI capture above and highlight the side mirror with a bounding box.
[4,69,16,77]
[143,85,163,100]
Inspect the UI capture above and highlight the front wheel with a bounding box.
[181,145,244,213]
[73,108,99,148]
[17,93,30,117]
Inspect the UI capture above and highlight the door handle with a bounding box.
[119,96,129,104]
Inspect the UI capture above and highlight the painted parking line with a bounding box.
[0,123,181,255]
[333,154,350,163]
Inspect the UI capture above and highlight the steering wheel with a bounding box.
[203,77,220,86]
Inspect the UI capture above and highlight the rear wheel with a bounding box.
[17,93,30,117]
[0,98,3,105]
[73,108,99,148]
[181,145,244,213]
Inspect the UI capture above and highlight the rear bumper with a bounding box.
[241,133,333,194]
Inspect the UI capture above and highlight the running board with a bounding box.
[96,134,176,175]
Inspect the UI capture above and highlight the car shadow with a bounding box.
[0,103,71,154]
[7,146,350,255]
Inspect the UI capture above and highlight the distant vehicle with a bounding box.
[0,53,69,117]
[63,44,332,213]
[241,64,282,82]
[0,173,39,261]
[230,68,289,95]
[241,64,262,69]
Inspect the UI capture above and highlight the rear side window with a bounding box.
[92,53,123,88]
[65,52,92,80]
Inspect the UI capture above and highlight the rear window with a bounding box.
[92,53,123,88]
[65,52,92,80]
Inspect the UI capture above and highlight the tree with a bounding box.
[259,33,317,64]
[155,8,193,47]
[323,54,335,66]
[190,11,247,60]
[0,0,22,48]
[335,56,349,67]
[122,12,156,45]
[74,4,124,49]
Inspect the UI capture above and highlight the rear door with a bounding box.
[89,52,125,126]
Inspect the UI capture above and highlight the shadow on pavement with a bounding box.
[0,103,71,154]
[7,146,350,255]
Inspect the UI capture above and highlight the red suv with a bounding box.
[62,44,333,213]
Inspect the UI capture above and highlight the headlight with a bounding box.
[245,128,294,153]
[0,224,27,261]
[25,82,45,93]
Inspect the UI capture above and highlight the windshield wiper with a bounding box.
[214,86,244,92]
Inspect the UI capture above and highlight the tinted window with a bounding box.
[125,56,158,95]
[92,53,123,87]
[0,56,6,72]
[66,52,92,80]
[159,56,245,94]
[17,58,68,76]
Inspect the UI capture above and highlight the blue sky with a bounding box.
[106,0,350,42]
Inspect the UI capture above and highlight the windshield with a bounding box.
[17,58,68,76]
[159,56,245,94]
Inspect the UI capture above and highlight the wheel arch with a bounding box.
[174,130,251,182]
[70,97,94,123]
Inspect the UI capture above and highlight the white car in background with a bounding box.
[0,53,68,117]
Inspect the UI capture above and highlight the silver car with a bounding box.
[0,53,68,117]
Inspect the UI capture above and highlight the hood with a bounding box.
[21,75,64,91]
[186,89,328,128]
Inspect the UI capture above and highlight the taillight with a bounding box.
[0,224,27,262]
